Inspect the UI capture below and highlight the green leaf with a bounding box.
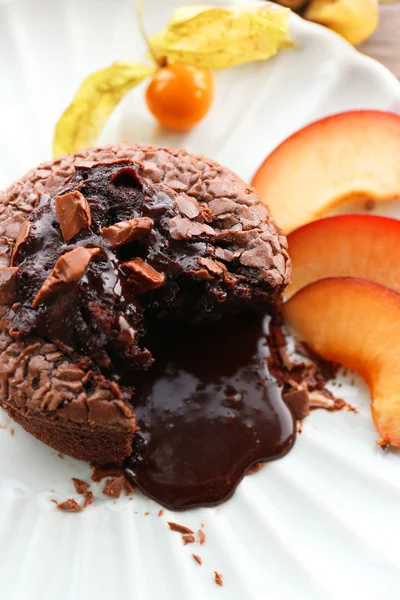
[53,62,156,157]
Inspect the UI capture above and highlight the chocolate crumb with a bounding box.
[72,478,90,495]
[144,511,149,516]
[198,529,206,545]
[83,491,94,508]
[182,534,195,545]
[168,522,194,534]
[158,509,164,517]
[124,479,135,496]
[103,476,126,499]
[297,421,303,434]
[101,217,152,247]
[56,498,82,512]
[214,571,223,586]
[192,554,202,565]
[55,190,92,241]
[91,465,124,482]
[247,461,265,475]
[10,428,14,436]
[58,453,64,459]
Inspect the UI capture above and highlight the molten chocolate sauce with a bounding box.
[124,313,296,509]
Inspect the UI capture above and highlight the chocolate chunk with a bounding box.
[214,572,223,586]
[167,522,194,534]
[71,478,90,495]
[102,475,126,498]
[282,389,310,420]
[122,258,166,292]
[32,247,100,307]
[192,554,202,565]
[11,221,30,264]
[56,498,82,512]
[101,217,152,248]
[55,191,92,241]
[182,534,195,545]
[0,267,18,304]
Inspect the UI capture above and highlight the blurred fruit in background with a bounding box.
[273,0,381,45]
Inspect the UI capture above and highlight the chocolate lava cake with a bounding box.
[0,143,291,466]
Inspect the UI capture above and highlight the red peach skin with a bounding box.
[252,111,400,233]
[286,215,400,298]
[284,277,400,446]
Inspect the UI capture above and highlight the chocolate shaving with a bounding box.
[0,267,18,304]
[91,465,124,482]
[182,534,195,545]
[198,257,226,277]
[122,258,166,293]
[11,221,30,263]
[198,529,206,545]
[103,476,126,499]
[101,217,152,248]
[71,478,90,495]
[56,498,82,512]
[83,491,94,508]
[32,247,100,308]
[167,522,194,534]
[282,389,310,420]
[55,190,92,241]
[214,571,223,586]
[192,554,202,565]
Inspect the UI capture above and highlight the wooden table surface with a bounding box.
[360,4,400,79]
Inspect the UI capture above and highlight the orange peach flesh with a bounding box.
[284,278,400,446]
[286,215,400,298]
[252,110,400,233]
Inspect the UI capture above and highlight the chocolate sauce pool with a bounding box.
[124,313,296,509]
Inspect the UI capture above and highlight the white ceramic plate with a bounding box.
[1,1,400,599]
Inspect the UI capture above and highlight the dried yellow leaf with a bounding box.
[53,62,156,157]
[149,4,290,69]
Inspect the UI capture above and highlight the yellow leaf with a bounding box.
[53,62,156,157]
[149,4,290,69]
[305,0,378,45]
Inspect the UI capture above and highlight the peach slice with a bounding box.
[284,277,400,446]
[251,111,400,233]
[286,214,400,298]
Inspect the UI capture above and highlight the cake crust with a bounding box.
[0,143,291,464]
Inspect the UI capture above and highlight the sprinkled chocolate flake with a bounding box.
[72,478,90,495]
[101,217,152,248]
[182,534,195,545]
[0,267,18,304]
[56,498,82,512]
[168,522,194,535]
[192,554,202,565]
[214,571,223,586]
[122,258,166,293]
[198,529,206,545]
[55,190,92,241]
[32,247,100,307]
[11,221,30,263]
[103,476,126,499]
